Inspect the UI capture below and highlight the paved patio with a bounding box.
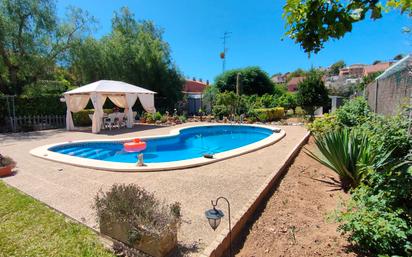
[0,123,307,256]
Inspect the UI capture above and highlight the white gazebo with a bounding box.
[63,80,156,133]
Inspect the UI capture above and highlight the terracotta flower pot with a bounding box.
[0,163,15,177]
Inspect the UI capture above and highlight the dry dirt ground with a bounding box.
[234,137,357,257]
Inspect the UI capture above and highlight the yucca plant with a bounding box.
[306,128,392,191]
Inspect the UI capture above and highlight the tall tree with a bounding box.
[69,7,183,109]
[296,70,329,117]
[0,0,93,94]
[214,67,274,96]
[329,60,346,76]
[283,0,412,54]
[393,54,405,60]
[288,68,306,79]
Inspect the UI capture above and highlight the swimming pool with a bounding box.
[31,124,285,171]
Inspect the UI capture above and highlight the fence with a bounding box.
[7,115,66,132]
[366,56,412,116]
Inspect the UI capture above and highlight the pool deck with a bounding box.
[0,123,308,256]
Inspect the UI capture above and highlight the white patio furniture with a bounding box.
[115,112,127,128]
[103,114,114,130]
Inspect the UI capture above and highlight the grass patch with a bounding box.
[0,181,114,257]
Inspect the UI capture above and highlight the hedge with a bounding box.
[73,109,114,127]
[0,94,168,127]
[0,95,66,126]
[254,107,284,122]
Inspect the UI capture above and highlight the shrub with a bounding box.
[160,115,168,123]
[296,70,329,117]
[355,114,411,158]
[0,95,66,126]
[306,128,392,190]
[272,107,285,120]
[335,158,412,256]
[336,187,412,256]
[153,112,162,121]
[146,114,154,124]
[178,115,187,123]
[254,107,285,121]
[142,112,162,123]
[72,109,113,127]
[277,93,297,110]
[213,91,240,116]
[258,93,277,108]
[256,111,268,122]
[247,116,257,123]
[94,184,181,244]
[335,97,371,127]
[295,106,305,116]
[307,114,340,135]
[0,154,14,167]
[212,104,230,119]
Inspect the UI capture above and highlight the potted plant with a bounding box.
[95,184,181,257]
[0,154,15,177]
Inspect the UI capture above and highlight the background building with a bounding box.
[182,78,209,115]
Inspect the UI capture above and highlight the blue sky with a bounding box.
[57,0,411,81]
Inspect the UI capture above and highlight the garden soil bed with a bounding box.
[234,137,356,257]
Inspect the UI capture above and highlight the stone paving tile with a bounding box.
[0,123,307,256]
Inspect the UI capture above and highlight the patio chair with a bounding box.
[104,113,118,130]
[116,113,127,128]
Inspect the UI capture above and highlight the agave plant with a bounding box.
[306,128,392,190]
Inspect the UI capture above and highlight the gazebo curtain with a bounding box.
[64,94,90,130]
[125,94,139,128]
[138,94,156,113]
[108,93,139,128]
[91,92,107,133]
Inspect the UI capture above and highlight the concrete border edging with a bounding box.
[200,131,311,257]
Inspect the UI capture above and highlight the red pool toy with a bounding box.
[124,139,147,152]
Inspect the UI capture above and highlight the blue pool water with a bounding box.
[49,125,274,163]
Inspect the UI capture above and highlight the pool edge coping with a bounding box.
[30,123,286,172]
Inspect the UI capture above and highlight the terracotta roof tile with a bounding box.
[183,80,208,93]
[363,62,393,76]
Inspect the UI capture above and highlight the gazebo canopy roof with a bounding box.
[64,80,156,95]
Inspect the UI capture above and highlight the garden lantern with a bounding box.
[205,196,232,257]
[205,207,224,230]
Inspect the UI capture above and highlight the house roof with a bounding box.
[287,76,305,86]
[364,62,393,76]
[183,80,208,93]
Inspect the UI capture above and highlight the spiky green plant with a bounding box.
[306,128,392,190]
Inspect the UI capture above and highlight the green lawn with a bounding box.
[0,181,114,257]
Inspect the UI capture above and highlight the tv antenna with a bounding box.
[220,32,232,72]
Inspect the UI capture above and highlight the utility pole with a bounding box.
[220,32,231,73]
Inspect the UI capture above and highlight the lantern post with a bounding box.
[205,196,232,257]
